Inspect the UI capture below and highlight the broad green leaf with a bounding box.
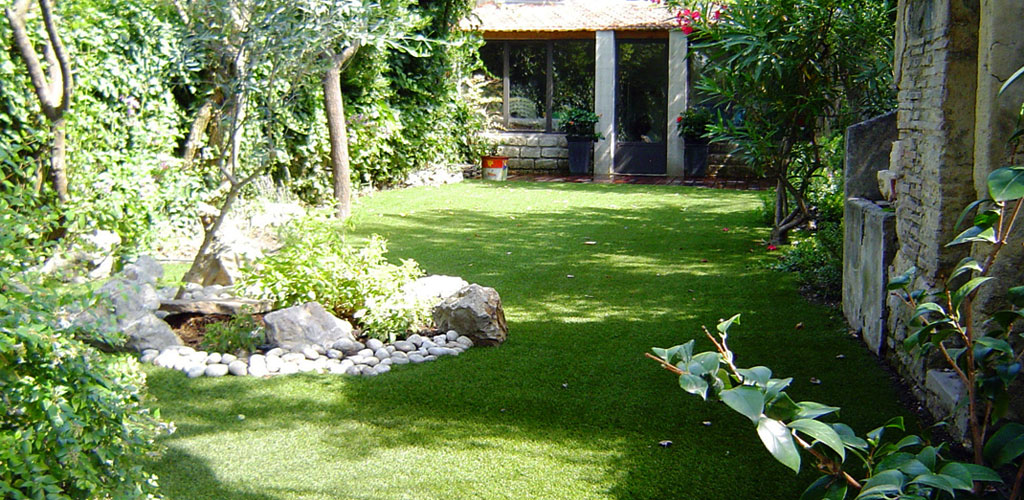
[800,475,848,500]
[765,392,800,421]
[717,313,741,334]
[1008,286,1024,308]
[679,374,710,400]
[651,347,669,361]
[909,474,954,495]
[765,377,793,400]
[911,302,946,321]
[988,166,1024,202]
[916,446,937,469]
[946,225,996,247]
[757,416,801,473]
[721,386,765,424]
[689,352,721,375]
[974,209,1002,227]
[954,199,989,230]
[796,402,840,420]
[737,366,773,386]
[867,417,905,444]
[888,267,916,290]
[960,463,1003,483]
[948,257,982,282]
[984,422,1024,466]
[859,469,905,496]
[875,452,915,474]
[789,419,845,460]
[975,336,1013,356]
[952,277,994,312]
[938,463,974,491]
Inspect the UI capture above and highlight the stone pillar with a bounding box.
[971,0,1024,321]
[594,30,616,178]
[887,0,979,304]
[666,31,688,178]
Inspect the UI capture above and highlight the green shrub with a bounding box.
[238,215,429,341]
[0,277,164,498]
[772,222,843,301]
[200,315,265,354]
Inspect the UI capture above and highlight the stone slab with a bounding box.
[160,298,274,316]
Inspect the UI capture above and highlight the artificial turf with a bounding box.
[144,180,910,499]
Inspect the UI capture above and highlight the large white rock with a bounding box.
[404,275,469,307]
[263,302,355,352]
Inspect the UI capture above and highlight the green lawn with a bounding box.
[145,180,908,499]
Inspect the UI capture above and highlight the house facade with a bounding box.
[468,0,690,177]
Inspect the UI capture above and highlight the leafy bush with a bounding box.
[676,107,714,142]
[772,223,843,302]
[1,251,164,498]
[238,214,429,341]
[200,315,265,354]
[649,316,1002,500]
[558,107,602,140]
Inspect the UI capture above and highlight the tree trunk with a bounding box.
[182,99,214,169]
[5,0,72,203]
[771,177,789,245]
[323,45,359,220]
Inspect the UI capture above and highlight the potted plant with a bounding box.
[676,107,714,177]
[559,107,602,175]
[473,136,509,181]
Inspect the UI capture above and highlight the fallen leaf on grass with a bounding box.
[584,241,597,245]
[659,440,673,447]
[810,377,822,385]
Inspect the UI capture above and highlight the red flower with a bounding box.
[721,227,730,232]
[692,10,700,19]
[681,25,694,35]
[676,116,683,123]
[767,244,778,251]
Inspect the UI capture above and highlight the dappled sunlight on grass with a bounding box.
[146,181,909,499]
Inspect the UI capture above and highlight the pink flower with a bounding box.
[681,24,694,35]
[767,244,778,251]
[721,227,730,232]
[692,10,700,19]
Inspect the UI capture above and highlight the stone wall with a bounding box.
[481,132,571,174]
[858,0,1024,436]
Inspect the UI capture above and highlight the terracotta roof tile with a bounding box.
[465,0,678,33]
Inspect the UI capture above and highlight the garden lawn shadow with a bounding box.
[145,180,910,499]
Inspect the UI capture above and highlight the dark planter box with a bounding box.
[567,138,594,175]
[684,141,709,177]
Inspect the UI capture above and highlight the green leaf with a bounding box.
[954,199,990,231]
[795,402,840,420]
[908,474,954,495]
[721,386,765,424]
[946,225,997,247]
[757,416,801,473]
[859,469,905,496]
[938,463,974,491]
[679,374,710,400]
[988,166,1024,202]
[952,277,994,313]
[960,463,1003,483]
[1008,286,1024,308]
[765,377,793,401]
[737,366,772,386]
[800,475,848,500]
[984,423,1024,466]
[651,347,669,361]
[911,302,946,321]
[975,336,1013,356]
[888,267,916,290]
[916,446,937,469]
[789,419,845,460]
[948,257,982,282]
[765,393,800,421]
[717,313,741,334]
[688,352,721,376]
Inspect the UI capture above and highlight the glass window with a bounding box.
[616,40,668,143]
[553,41,595,114]
[508,42,547,131]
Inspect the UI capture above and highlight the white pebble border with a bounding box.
[140,331,474,378]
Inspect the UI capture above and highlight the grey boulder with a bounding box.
[432,284,508,346]
[263,302,355,352]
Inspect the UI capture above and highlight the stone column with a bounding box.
[971,0,1024,348]
[666,30,688,178]
[594,30,616,178]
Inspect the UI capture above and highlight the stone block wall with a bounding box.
[481,132,570,174]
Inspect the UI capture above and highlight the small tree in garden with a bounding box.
[176,0,422,288]
[657,0,895,245]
